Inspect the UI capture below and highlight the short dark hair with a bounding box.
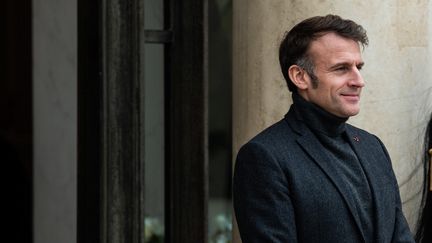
[279,14,369,92]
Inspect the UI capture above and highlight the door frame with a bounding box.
[78,0,208,242]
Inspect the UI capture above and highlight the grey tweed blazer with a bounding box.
[233,106,414,243]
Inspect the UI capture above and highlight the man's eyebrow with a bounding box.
[329,61,365,69]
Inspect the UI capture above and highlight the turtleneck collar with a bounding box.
[292,92,348,137]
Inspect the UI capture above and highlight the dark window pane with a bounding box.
[208,0,233,242]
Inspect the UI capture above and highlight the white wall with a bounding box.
[233,1,432,240]
[33,0,77,242]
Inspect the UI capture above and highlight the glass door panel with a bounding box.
[144,0,165,242]
[208,0,233,242]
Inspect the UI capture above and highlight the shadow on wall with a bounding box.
[2,0,33,242]
[1,136,32,242]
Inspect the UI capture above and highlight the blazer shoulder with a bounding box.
[246,118,296,147]
[346,123,392,161]
[346,123,381,142]
[346,123,372,135]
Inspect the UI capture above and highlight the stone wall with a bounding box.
[33,1,77,242]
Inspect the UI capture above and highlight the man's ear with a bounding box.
[288,65,309,90]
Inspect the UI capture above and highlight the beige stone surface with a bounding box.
[233,1,432,241]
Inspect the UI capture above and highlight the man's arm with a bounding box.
[392,205,415,243]
[391,171,415,243]
[376,137,415,243]
[233,142,297,242]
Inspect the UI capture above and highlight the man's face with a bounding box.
[299,32,365,118]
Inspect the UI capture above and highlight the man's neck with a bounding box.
[292,92,347,137]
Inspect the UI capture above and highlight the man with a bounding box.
[233,15,415,243]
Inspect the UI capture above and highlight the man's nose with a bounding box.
[349,68,365,87]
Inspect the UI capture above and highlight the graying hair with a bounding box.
[296,55,318,88]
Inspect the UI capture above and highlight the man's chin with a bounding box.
[345,109,360,117]
[337,106,360,118]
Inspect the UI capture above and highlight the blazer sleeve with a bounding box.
[376,137,415,243]
[233,142,298,242]
[391,173,416,243]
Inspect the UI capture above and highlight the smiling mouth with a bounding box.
[341,94,359,97]
[341,94,360,101]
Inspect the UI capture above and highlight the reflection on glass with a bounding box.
[208,0,233,242]
[144,0,164,242]
[144,42,165,243]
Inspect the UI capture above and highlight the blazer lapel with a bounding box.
[295,131,366,242]
[285,108,366,242]
[346,128,389,242]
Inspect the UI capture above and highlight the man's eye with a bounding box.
[336,66,348,71]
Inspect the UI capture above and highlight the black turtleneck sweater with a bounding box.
[292,92,375,242]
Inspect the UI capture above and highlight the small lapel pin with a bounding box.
[353,136,360,142]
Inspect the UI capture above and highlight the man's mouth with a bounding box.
[341,93,360,101]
